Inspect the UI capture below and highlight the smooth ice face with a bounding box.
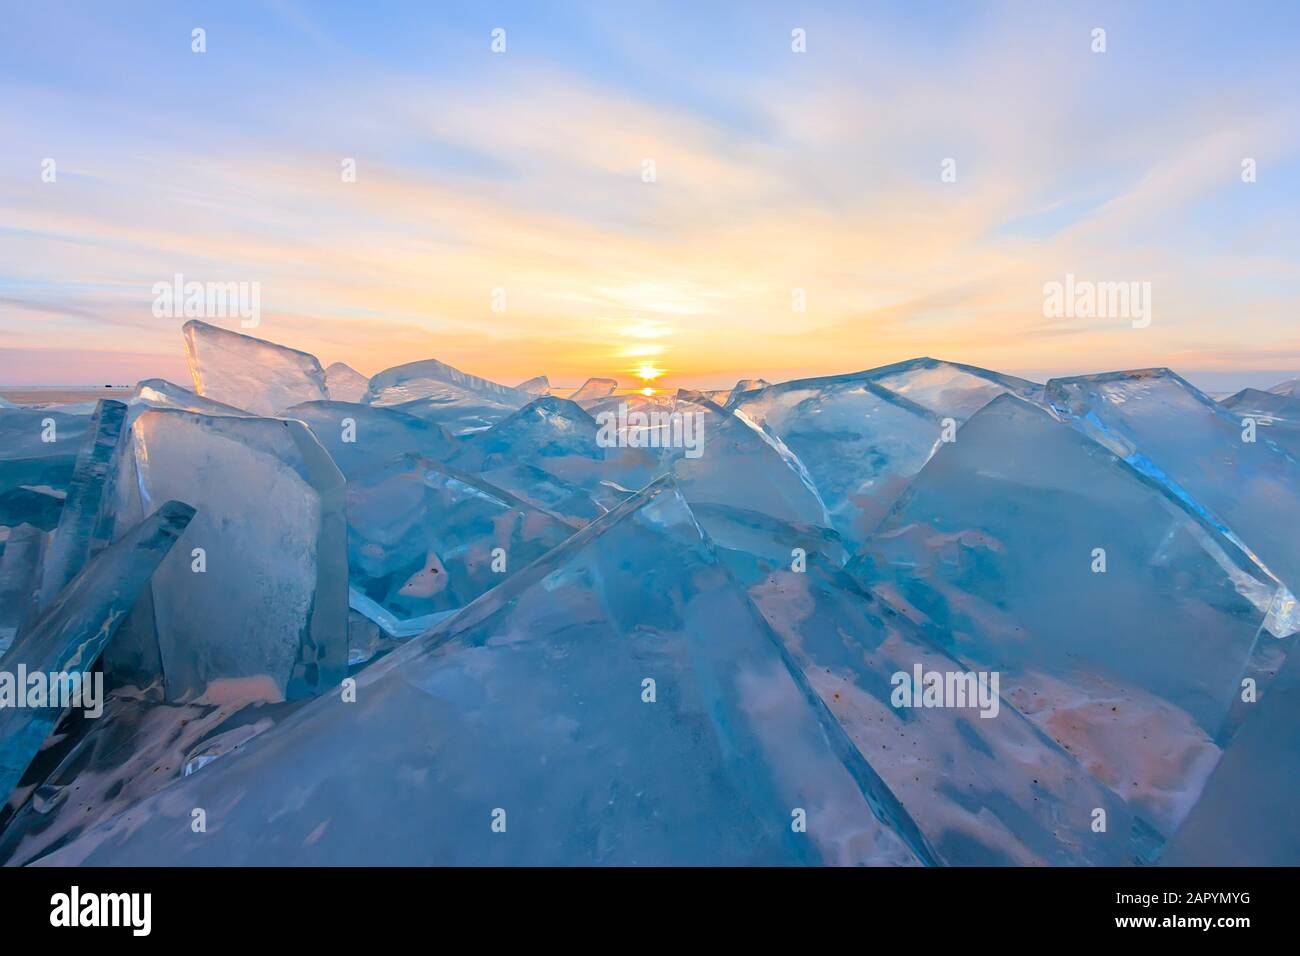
[746,556,1132,865]
[132,379,250,417]
[323,362,369,403]
[0,524,45,654]
[1269,378,1300,398]
[364,358,530,432]
[667,394,831,536]
[1160,642,1300,866]
[111,409,348,701]
[183,320,328,416]
[36,479,921,866]
[866,358,1044,419]
[851,395,1292,841]
[283,401,456,480]
[514,375,550,396]
[0,408,90,498]
[1048,369,1300,595]
[570,377,618,402]
[0,501,194,801]
[35,400,126,613]
[346,454,574,637]
[729,372,946,548]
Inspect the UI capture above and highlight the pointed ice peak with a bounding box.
[1268,378,1300,398]
[323,362,369,403]
[727,367,949,547]
[182,320,328,416]
[1222,387,1300,422]
[570,377,618,401]
[514,375,551,396]
[450,395,603,472]
[864,357,1043,419]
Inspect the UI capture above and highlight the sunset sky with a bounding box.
[2,1,1299,391]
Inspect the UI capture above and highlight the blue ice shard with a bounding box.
[1159,642,1300,865]
[851,394,1293,844]
[708,377,772,406]
[1220,387,1300,459]
[364,358,529,435]
[514,375,550,396]
[0,524,45,654]
[1048,369,1300,595]
[132,378,251,417]
[283,400,457,480]
[183,320,329,416]
[107,408,348,701]
[444,396,615,523]
[452,397,604,471]
[667,393,832,548]
[728,369,946,547]
[0,407,90,498]
[34,400,126,613]
[35,479,925,866]
[345,453,574,637]
[0,487,62,535]
[0,500,194,801]
[570,377,618,402]
[1221,386,1300,422]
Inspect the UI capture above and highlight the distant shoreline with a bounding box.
[0,386,133,405]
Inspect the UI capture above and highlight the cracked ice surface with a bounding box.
[4,320,1300,866]
[850,395,1292,843]
[34,480,920,866]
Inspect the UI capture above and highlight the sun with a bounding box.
[634,364,664,383]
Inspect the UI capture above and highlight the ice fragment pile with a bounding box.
[1,327,1298,866]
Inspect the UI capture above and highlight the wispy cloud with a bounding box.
[1,1,1298,387]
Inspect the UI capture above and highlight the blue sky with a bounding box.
[2,0,1298,390]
